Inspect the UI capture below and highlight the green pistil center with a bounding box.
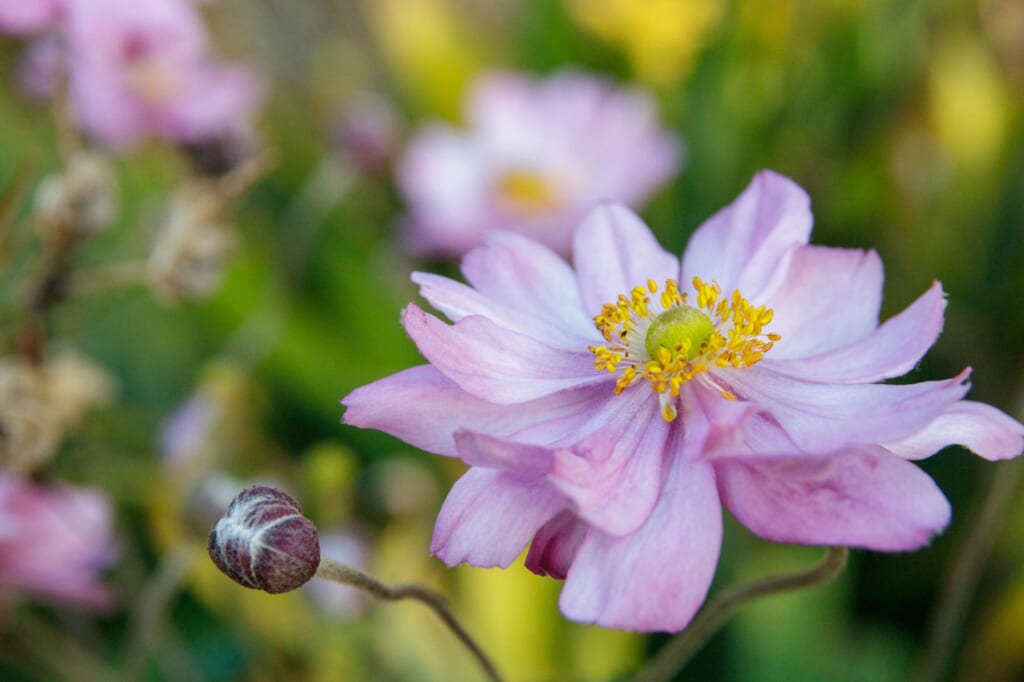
[645,305,714,361]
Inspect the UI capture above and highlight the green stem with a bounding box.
[918,457,1024,682]
[634,546,850,682]
[315,557,502,682]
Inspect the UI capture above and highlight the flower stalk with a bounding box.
[634,546,850,682]
[315,557,503,682]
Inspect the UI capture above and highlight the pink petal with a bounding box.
[402,303,606,403]
[172,63,263,142]
[716,449,951,551]
[681,170,812,299]
[465,71,536,146]
[342,365,612,456]
[525,511,588,579]
[0,0,62,35]
[430,468,565,569]
[459,231,595,341]
[397,126,490,255]
[549,389,671,535]
[759,245,884,359]
[412,272,590,350]
[558,459,721,632]
[572,203,679,316]
[454,430,554,477]
[764,282,945,382]
[884,400,1024,461]
[452,389,673,537]
[721,366,972,451]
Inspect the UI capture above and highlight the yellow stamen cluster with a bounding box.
[494,170,561,214]
[588,277,780,421]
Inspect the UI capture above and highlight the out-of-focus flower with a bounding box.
[64,0,262,150]
[160,392,219,468]
[147,183,236,302]
[343,171,1024,632]
[0,0,63,36]
[0,475,117,609]
[564,0,723,87]
[398,70,681,257]
[34,152,118,239]
[7,0,262,151]
[0,353,114,474]
[333,94,400,177]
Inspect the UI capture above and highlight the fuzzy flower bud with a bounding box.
[208,485,320,594]
[34,152,118,239]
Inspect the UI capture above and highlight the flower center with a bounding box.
[494,169,561,214]
[644,305,714,361]
[588,277,780,422]
[126,55,184,106]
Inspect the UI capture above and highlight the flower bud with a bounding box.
[333,94,399,176]
[208,485,320,594]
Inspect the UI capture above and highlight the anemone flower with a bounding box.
[0,476,117,610]
[397,70,681,256]
[0,0,63,36]
[64,0,261,150]
[343,171,1024,632]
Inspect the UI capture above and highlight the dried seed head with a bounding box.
[0,352,111,475]
[34,152,118,239]
[207,485,320,594]
[146,186,236,303]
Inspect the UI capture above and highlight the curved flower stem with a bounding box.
[315,558,502,682]
[919,457,1024,682]
[634,546,850,682]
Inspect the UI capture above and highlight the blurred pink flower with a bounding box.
[343,170,1024,632]
[0,475,117,610]
[160,392,217,467]
[397,70,681,256]
[64,0,261,149]
[334,93,400,176]
[0,0,63,35]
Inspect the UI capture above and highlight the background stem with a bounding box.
[315,557,502,682]
[634,546,850,682]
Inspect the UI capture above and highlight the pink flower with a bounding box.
[397,70,681,256]
[0,0,63,35]
[63,0,261,149]
[0,475,117,610]
[342,171,1024,632]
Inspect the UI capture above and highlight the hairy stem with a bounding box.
[315,557,502,682]
[634,546,850,682]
